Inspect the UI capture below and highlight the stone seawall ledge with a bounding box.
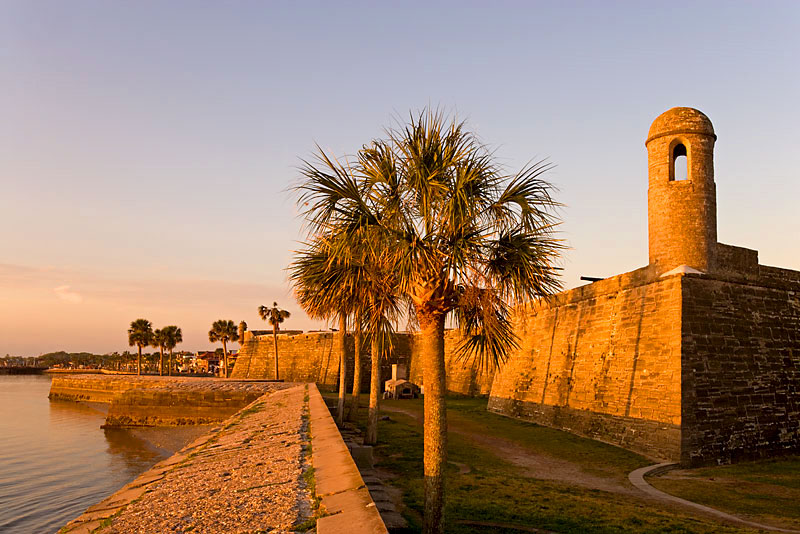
[59,383,387,534]
[49,374,288,426]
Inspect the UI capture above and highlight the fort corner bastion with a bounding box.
[233,108,798,467]
[489,107,800,466]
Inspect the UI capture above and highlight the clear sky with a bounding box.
[2,1,798,356]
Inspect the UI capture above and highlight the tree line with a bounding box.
[126,301,290,378]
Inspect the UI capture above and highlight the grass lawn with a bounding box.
[648,456,800,530]
[335,395,764,534]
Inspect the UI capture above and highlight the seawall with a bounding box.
[49,375,287,426]
[59,383,386,534]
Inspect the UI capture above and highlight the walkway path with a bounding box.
[381,404,635,495]
[382,404,796,532]
[629,464,800,534]
[60,385,313,534]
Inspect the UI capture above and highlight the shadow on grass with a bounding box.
[337,395,757,534]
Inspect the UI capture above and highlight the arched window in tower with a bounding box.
[672,143,688,181]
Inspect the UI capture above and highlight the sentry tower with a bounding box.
[646,107,718,273]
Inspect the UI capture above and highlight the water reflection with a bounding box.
[0,375,208,534]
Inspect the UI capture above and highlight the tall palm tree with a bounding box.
[289,247,356,425]
[297,109,562,534]
[290,238,371,426]
[257,303,291,381]
[163,325,182,376]
[362,254,402,445]
[208,320,238,378]
[128,319,153,376]
[152,328,168,376]
[348,311,363,422]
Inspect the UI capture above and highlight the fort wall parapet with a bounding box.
[232,330,495,397]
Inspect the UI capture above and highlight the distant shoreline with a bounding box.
[0,367,48,375]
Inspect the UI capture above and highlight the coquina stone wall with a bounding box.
[231,330,495,396]
[681,270,800,465]
[488,266,684,461]
[49,375,285,426]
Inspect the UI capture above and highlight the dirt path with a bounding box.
[381,405,638,496]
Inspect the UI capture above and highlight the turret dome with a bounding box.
[647,107,715,144]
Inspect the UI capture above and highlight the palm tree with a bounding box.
[163,325,182,376]
[128,319,153,376]
[208,320,238,378]
[289,239,373,426]
[297,109,562,534]
[362,254,402,445]
[152,328,168,376]
[348,311,363,422]
[257,303,291,381]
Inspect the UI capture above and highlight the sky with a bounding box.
[1,1,798,356]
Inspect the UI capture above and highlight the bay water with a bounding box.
[0,374,207,533]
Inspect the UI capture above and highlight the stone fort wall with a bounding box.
[488,267,684,461]
[682,269,800,465]
[488,263,800,465]
[231,330,495,396]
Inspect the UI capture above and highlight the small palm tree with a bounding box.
[128,319,153,376]
[152,328,168,376]
[257,303,291,381]
[289,240,367,425]
[297,109,563,534]
[290,234,400,434]
[208,320,239,378]
[163,325,182,376]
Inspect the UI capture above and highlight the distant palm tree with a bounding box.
[128,319,153,376]
[257,303,291,381]
[163,326,183,376]
[152,328,168,376]
[208,320,239,378]
[297,109,563,534]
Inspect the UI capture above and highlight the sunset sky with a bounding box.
[2,1,798,356]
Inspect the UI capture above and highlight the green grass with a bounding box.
[649,456,800,529]
[338,395,760,534]
[431,397,650,482]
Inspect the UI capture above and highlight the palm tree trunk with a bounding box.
[222,340,228,378]
[137,345,142,376]
[418,309,447,534]
[336,313,347,426]
[159,348,164,376]
[365,333,381,445]
[168,349,173,376]
[347,318,362,421]
[273,324,280,381]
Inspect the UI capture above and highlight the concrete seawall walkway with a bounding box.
[59,383,387,534]
[61,385,312,533]
[307,383,388,534]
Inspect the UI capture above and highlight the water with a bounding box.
[0,375,208,534]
